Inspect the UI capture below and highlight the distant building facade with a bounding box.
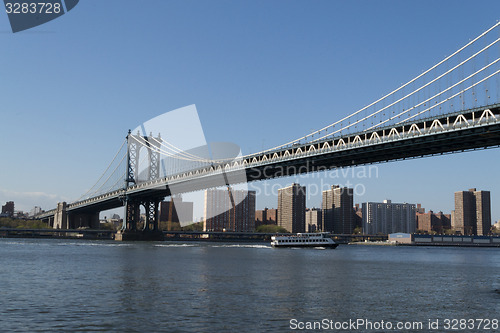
[305,208,322,233]
[277,183,306,233]
[203,188,256,232]
[322,185,354,234]
[1,201,14,217]
[255,208,277,228]
[493,221,500,233]
[362,200,416,234]
[29,206,42,217]
[475,190,491,236]
[160,197,194,224]
[354,204,363,230]
[416,204,425,214]
[416,211,451,233]
[452,188,491,235]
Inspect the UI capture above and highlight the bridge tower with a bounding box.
[118,130,165,240]
[126,130,162,185]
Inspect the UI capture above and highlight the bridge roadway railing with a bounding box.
[38,104,500,218]
[123,104,500,187]
[239,103,500,166]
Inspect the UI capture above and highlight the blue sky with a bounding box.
[1,0,499,222]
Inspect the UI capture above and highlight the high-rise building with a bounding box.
[322,187,334,232]
[203,188,256,232]
[453,188,491,235]
[362,200,416,234]
[277,183,306,233]
[255,208,277,227]
[416,211,451,233]
[1,201,14,217]
[475,191,491,236]
[322,185,354,234]
[305,208,322,233]
[453,189,476,235]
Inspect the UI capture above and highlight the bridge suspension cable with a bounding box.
[133,134,235,165]
[76,21,500,202]
[148,136,213,162]
[315,39,500,139]
[395,67,500,125]
[76,139,128,201]
[84,153,128,198]
[252,21,500,155]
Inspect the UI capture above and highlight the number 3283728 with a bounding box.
[5,2,62,14]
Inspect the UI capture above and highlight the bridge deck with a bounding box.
[38,105,500,220]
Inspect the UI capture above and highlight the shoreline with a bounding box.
[2,229,499,247]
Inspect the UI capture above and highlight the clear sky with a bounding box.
[1,0,499,222]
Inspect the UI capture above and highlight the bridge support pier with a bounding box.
[53,202,100,229]
[68,212,99,229]
[124,199,140,231]
[47,216,54,228]
[116,197,164,241]
[54,202,68,229]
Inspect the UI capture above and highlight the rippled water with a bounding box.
[0,239,499,332]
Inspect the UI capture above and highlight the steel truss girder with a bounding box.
[128,141,138,185]
[142,199,159,231]
[122,196,161,231]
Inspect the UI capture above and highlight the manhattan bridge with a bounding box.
[39,22,500,239]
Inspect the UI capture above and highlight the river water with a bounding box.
[0,239,499,332]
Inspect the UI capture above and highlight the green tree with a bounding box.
[159,221,182,231]
[443,228,456,235]
[353,226,363,234]
[255,225,288,233]
[0,217,50,229]
[99,222,117,231]
[182,222,204,231]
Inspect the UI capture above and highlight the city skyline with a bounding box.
[2,2,500,331]
[2,181,498,224]
[1,1,500,222]
[4,182,495,235]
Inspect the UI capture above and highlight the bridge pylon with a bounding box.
[125,130,162,186]
[118,131,165,240]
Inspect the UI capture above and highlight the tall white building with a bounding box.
[30,206,42,217]
[305,208,322,233]
[362,200,416,234]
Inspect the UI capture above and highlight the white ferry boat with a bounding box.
[271,233,339,249]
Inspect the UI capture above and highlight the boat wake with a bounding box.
[154,243,197,248]
[211,244,271,249]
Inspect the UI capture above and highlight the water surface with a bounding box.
[0,239,498,332]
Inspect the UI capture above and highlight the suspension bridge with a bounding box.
[38,22,500,240]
